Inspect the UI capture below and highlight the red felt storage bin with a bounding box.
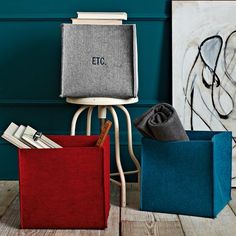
[18,135,110,229]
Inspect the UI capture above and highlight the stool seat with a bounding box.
[66,97,138,106]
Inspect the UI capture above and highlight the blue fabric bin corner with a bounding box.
[140,131,232,218]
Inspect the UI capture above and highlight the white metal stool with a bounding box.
[67,97,141,207]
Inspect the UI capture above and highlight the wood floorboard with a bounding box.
[178,188,236,236]
[1,181,236,236]
[121,220,184,236]
[0,182,120,236]
[229,188,236,215]
[179,206,236,236]
[0,181,18,218]
[0,197,56,236]
[121,183,184,236]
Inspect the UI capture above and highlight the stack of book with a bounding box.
[1,123,62,149]
[71,12,127,25]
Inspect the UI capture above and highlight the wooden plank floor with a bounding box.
[0,181,236,236]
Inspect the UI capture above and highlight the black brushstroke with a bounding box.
[184,33,236,146]
[224,30,236,86]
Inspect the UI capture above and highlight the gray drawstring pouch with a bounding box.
[60,24,138,98]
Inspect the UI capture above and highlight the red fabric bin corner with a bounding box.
[18,135,110,229]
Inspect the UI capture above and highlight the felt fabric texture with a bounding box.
[140,131,232,218]
[134,103,189,141]
[61,24,138,98]
[18,135,110,229]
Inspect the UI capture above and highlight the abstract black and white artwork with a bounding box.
[172,1,236,185]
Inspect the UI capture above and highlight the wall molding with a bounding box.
[0,13,169,21]
[0,99,160,107]
[0,131,142,145]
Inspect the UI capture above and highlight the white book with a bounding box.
[14,125,26,140]
[77,12,127,20]
[71,18,122,25]
[14,125,34,148]
[21,126,47,149]
[22,126,62,149]
[1,123,31,149]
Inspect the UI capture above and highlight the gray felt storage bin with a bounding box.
[60,24,138,98]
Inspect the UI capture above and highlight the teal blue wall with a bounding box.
[0,0,171,179]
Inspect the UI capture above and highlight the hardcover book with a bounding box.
[1,123,30,149]
[76,12,127,20]
[22,126,62,149]
[71,19,122,25]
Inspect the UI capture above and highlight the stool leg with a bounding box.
[100,119,105,132]
[117,105,141,190]
[86,106,94,136]
[71,106,89,136]
[108,106,126,207]
[98,106,107,132]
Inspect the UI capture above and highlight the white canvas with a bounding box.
[172,1,236,184]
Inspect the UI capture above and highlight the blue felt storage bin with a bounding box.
[140,131,232,218]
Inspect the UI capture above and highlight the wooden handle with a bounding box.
[96,120,112,147]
